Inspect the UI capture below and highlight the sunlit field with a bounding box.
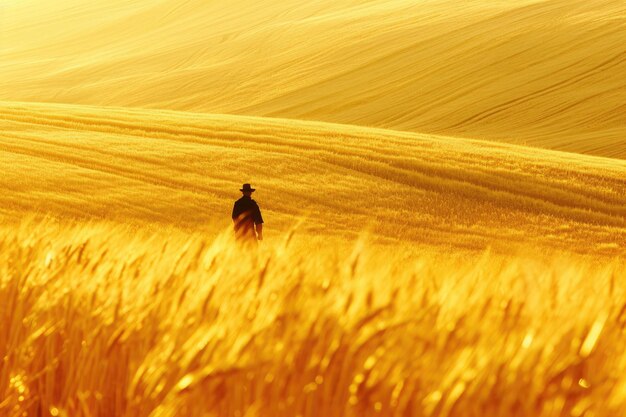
[1,102,625,254]
[1,100,625,417]
[1,0,626,416]
[2,0,625,156]
[2,220,626,417]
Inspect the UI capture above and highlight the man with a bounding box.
[232,183,264,243]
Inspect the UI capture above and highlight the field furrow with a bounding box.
[3,0,625,157]
[1,101,625,254]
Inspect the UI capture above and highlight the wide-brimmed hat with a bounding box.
[240,183,256,192]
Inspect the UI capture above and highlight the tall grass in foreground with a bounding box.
[1,220,625,417]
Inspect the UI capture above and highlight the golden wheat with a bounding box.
[2,0,625,156]
[1,101,625,256]
[1,219,625,417]
[2,1,626,415]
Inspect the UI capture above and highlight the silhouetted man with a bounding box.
[232,183,264,243]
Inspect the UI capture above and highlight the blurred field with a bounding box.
[1,0,625,156]
[2,220,626,417]
[2,0,626,416]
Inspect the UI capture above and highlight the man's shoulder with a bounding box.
[234,197,258,207]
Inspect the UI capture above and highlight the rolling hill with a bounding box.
[3,2,626,416]
[1,0,625,157]
[1,100,624,255]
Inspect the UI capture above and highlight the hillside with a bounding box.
[3,2,626,415]
[1,101,625,255]
[1,0,625,157]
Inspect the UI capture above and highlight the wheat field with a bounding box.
[1,0,626,416]
[2,220,626,417]
[2,0,626,156]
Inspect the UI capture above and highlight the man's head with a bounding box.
[240,183,255,197]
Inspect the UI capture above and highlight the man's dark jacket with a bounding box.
[232,196,263,239]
